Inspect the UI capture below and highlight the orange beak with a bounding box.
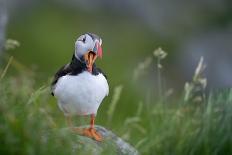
[84,51,97,73]
[96,42,102,58]
[84,42,103,73]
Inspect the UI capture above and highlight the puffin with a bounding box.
[51,33,109,141]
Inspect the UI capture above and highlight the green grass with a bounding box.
[0,70,231,154]
[0,45,231,155]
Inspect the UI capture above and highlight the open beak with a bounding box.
[84,42,102,73]
[84,51,97,73]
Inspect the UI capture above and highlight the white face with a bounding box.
[74,34,102,59]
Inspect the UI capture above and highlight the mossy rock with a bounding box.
[43,125,139,155]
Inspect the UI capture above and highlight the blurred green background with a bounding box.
[0,0,232,154]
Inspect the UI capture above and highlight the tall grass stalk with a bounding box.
[184,56,207,103]
[107,85,123,125]
[0,56,13,80]
[153,47,167,102]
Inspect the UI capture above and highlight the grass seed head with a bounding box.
[4,39,20,50]
[153,47,167,60]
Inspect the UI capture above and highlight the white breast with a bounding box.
[54,71,109,116]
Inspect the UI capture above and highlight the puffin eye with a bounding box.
[82,36,86,43]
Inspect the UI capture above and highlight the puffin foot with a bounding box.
[82,127,103,142]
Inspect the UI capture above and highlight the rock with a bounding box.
[45,125,139,155]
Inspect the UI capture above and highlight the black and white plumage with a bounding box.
[51,33,109,116]
[51,33,109,141]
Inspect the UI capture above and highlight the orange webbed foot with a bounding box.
[82,128,103,142]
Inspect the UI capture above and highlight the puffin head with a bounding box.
[74,33,103,73]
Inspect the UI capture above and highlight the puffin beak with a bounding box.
[96,42,102,58]
[84,42,102,73]
[84,51,97,73]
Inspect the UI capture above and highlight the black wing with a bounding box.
[51,63,72,96]
[93,67,107,79]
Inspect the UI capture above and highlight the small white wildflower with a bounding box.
[153,47,167,59]
[5,39,20,50]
